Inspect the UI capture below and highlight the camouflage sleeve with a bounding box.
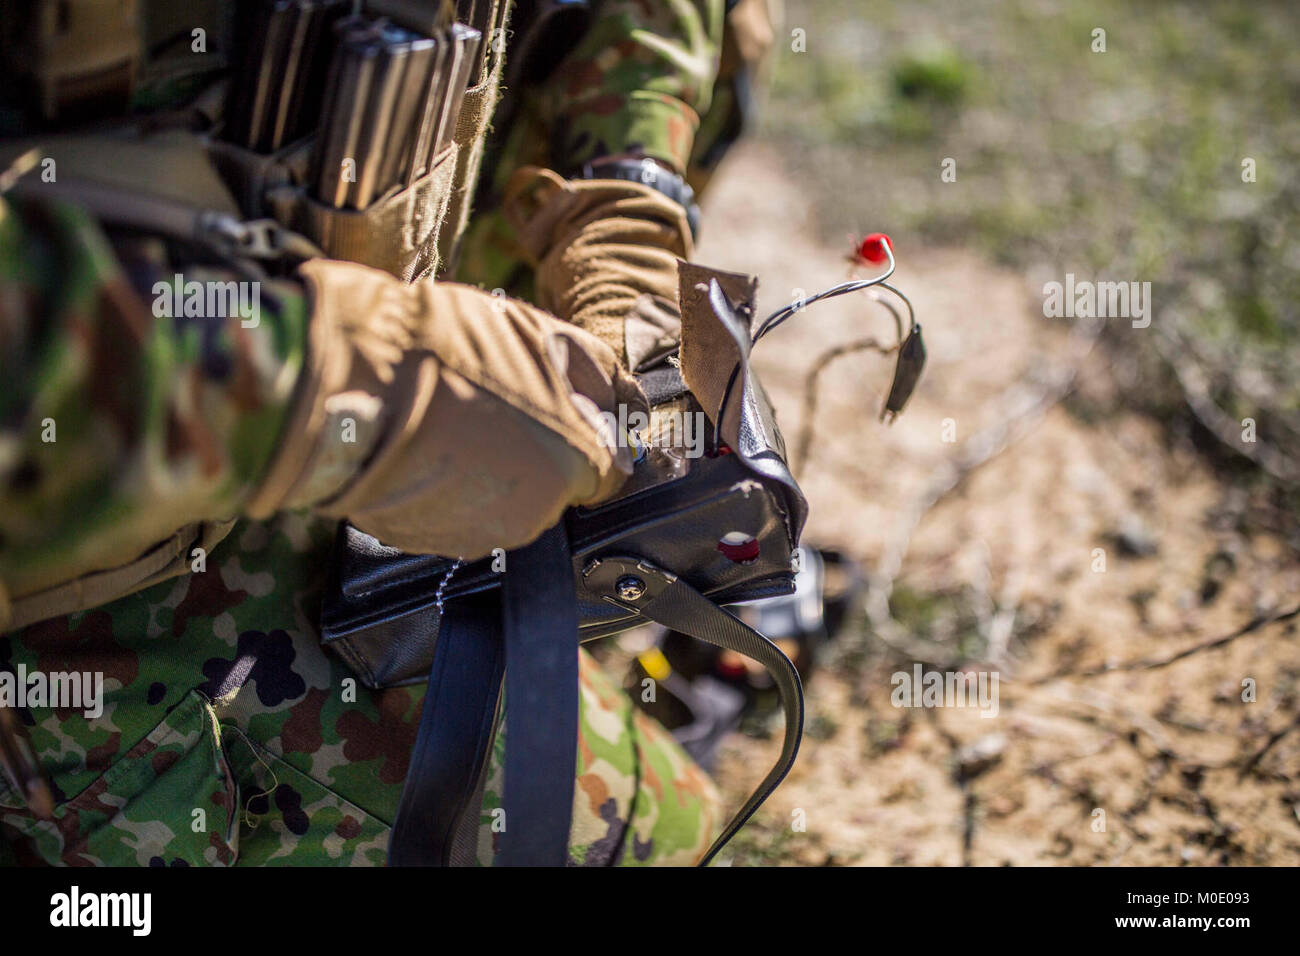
[541,0,725,174]
[0,195,307,604]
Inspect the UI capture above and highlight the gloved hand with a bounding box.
[503,165,692,369]
[246,259,646,558]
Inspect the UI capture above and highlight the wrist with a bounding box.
[577,157,701,241]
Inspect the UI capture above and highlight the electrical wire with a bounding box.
[712,242,914,450]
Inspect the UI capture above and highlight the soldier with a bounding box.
[0,0,776,866]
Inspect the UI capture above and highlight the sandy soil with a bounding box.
[692,143,1300,866]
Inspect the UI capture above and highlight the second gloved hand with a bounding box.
[504,165,693,368]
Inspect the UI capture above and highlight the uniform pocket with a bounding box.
[220,733,391,867]
[0,690,240,866]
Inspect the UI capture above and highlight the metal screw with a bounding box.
[614,575,647,601]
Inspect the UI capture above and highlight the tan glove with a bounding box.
[503,166,693,367]
[246,260,646,559]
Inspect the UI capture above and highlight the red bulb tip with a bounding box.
[857,232,893,264]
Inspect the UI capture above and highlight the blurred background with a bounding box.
[605,0,1300,865]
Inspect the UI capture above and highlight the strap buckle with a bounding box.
[197,213,322,261]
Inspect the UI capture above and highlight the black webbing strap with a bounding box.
[388,524,578,866]
[582,556,804,866]
[498,523,579,866]
[389,535,799,867]
[388,591,504,866]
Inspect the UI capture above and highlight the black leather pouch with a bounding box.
[320,266,808,687]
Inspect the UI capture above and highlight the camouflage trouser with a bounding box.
[0,515,720,866]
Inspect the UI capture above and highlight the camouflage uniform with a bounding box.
[457,0,729,295]
[0,0,728,866]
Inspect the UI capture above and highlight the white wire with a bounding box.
[715,240,906,449]
[752,240,898,344]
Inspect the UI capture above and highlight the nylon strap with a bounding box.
[388,591,504,866]
[389,523,577,866]
[498,523,579,866]
[389,538,798,867]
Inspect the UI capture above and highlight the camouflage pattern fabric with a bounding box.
[0,196,306,605]
[0,0,728,866]
[454,0,724,293]
[0,514,719,865]
[539,0,723,175]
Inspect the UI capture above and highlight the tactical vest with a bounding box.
[0,0,513,630]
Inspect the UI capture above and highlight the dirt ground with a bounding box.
[689,144,1300,866]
